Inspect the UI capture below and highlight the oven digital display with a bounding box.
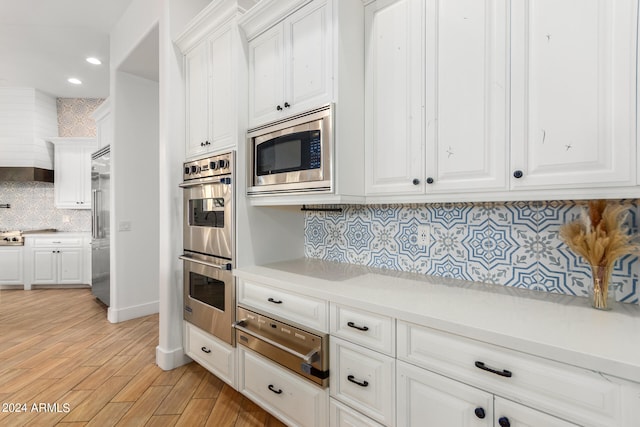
[189,272,225,312]
[189,198,225,228]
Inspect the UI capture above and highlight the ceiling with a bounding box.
[0,0,134,98]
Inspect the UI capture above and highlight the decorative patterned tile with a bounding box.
[303,199,640,305]
[0,182,90,232]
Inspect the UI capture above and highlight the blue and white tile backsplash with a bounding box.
[304,200,639,304]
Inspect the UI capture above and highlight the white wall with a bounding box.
[109,70,160,323]
[108,0,162,323]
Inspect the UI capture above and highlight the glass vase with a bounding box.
[590,264,614,310]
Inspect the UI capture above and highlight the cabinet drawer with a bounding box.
[330,398,384,427]
[238,279,328,332]
[330,303,395,356]
[238,347,328,427]
[33,237,82,247]
[330,337,395,426]
[184,322,235,387]
[397,321,625,427]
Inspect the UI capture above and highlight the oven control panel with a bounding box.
[183,152,233,181]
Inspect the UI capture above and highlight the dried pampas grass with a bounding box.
[559,200,637,309]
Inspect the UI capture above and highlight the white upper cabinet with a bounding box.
[184,41,210,158]
[92,98,111,150]
[365,0,508,196]
[177,0,254,160]
[246,0,332,127]
[425,0,508,194]
[50,138,97,209]
[365,0,639,202]
[240,0,366,204]
[510,0,637,190]
[364,0,425,196]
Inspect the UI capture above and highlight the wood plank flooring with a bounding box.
[0,289,286,427]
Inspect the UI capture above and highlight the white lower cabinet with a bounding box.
[238,346,328,427]
[330,398,384,427]
[238,279,329,332]
[0,247,23,285]
[494,397,578,427]
[397,320,638,427]
[330,337,395,426]
[397,360,493,427]
[184,322,235,388]
[28,237,86,287]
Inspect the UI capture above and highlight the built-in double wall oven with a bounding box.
[180,152,235,345]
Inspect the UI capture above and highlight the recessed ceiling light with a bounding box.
[86,57,102,65]
[67,78,82,85]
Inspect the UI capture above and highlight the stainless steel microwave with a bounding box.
[248,104,333,195]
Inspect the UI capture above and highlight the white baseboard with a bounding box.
[107,299,159,323]
[156,345,191,370]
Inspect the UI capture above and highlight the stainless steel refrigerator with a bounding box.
[91,146,110,306]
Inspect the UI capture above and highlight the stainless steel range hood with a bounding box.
[0,167,54,183]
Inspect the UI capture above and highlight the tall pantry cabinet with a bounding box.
[364,0,638,200]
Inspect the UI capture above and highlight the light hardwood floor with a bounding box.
[0,288,286,427]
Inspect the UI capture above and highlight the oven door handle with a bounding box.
[179,177,231,188]
[233,320,320,364]
[179,255,232,271]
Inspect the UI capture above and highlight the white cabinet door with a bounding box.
[238,347,328,427]
[0,247,23,285]
[365,0,508,196]
[364,0,425,195]
[510,0,637,189]
[55,146,83,208]
[425,0,508,193]
[397,361,493,427]
[54,141,95,209]
[247,0,332,127]
[330,337,395,426]
[330,398,385,427]
[32,249,57,284]
[494,397,579,427]
[285,0,332,113]
[185,322,235,388]
[58,248,83,284]
[238,279,329,332]
[248,24,285,126]
[209,27,234,152]
[185,42,210,159]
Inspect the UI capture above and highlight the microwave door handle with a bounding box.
[179,255,231,271]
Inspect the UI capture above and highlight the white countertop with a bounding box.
[234,258,640,383]
[22,231,89,237]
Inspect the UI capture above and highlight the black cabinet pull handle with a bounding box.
[475,361,512,378]
[474,407,485,419]
[498,416,511,427]
[201,346,211,354]
[426,177,434,184]
[284,102,290,108]
[347,321,369,332]
[268,297,282,304]
[268,384,283,394]
[347,375,369,387]
[513,170,523,179]
[276,105,283,111]
[412,178,420,185]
